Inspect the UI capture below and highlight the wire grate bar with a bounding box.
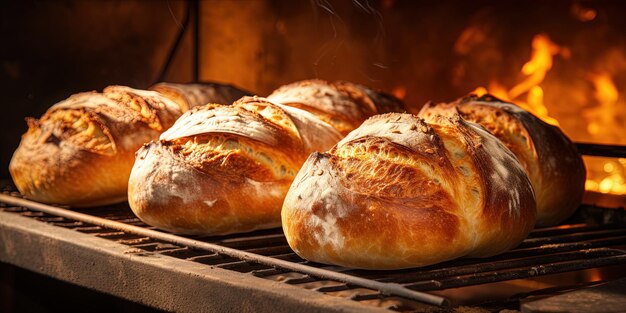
[575,143,626,158]
[528,224,618,237]
[518,229,626,247]
[404,254,626,291]
[283,276,316,284]
[372,248,625,284]
[4,186,626,309]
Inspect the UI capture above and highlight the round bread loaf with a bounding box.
[150,82,250,111]
[9,86,183,207]
[418,95,585,226]
[268,79,404,135]
[128,79,405,235]
[10,83,249,207]
[282,113,536,269]
[128,97,343,235]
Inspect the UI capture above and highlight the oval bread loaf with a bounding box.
[281,113,536,269]
[128,97,343,235]
[10,83,248,207]
[267,79,404,135]
[418,94,585,226]
[128,79,405,235]
[150,82,250,112]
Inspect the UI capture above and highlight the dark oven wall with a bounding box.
[0,1,193,179]
[2,0,626,180]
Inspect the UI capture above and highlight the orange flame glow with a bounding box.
[469,34,626,196]
[584,72,626,195]
[585,158,626,195]
[472,34,560,126]
[586,73,618,136]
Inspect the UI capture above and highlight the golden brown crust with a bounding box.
[282,113,536,269]
[9,87,182,207]
[149,82,250,111]
[418,94,586,226]
[128,97,343,235]
[267,79,405,135]
[337,81,406,114]
[129,80,404,235]
[128,141,290,235]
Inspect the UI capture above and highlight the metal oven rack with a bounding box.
[1,143,626,312]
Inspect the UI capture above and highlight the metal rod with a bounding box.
[192,0,200,82]
[519,228,626,247]
[376,248,624,284]
[575,142,626,158]
[0,194,449,307]
[156,2,192,84]
[405,254,626,291]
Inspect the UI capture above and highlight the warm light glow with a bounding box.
[467,33,625,196]
[472,86,488,97]
[585,73,619,138]
[587,159,626,194]
[599,177,614,193]
[598,174,626,194]
[587,122,600,135]
[488,83,510,101]
[585,179,599,191]
[591,73,618,105]
[571,3,597,22]
[391,86,407,100]
[583,73,625,195]
[510,35,558,99]
[469,34,561,126]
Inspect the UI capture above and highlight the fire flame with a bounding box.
[472,34,560,126]
[583,73,626,195]
[586,73,619,136]
[470,34,626,196]
[585,158,626,195]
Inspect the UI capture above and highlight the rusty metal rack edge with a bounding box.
[1,142,626,312]
[0,194,449,308]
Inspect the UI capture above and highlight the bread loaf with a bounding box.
[128,79,405,235]
[150,82,249,111]
[267,79,404,135]
[282,113,536,269]
[418,95,585,226]
[10,83,248,207]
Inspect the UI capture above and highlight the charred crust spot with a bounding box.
[44,133,61,145]
[310,202,323,215]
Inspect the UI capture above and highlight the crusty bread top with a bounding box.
[31,86,181,155]
[419,94,585,226]
[282,113,536,268]
[267,79,404,135]
[150,82,250,111]
[337,81,406,114]
[9,86,185,207]
[335,113,535,229]
[157,96,343,180]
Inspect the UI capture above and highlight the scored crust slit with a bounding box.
[418,94,585,226]
[127,79,405,235]
[9,83,248,207]
[281,113,536,270]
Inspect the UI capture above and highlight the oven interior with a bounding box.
[1,1,626,312]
